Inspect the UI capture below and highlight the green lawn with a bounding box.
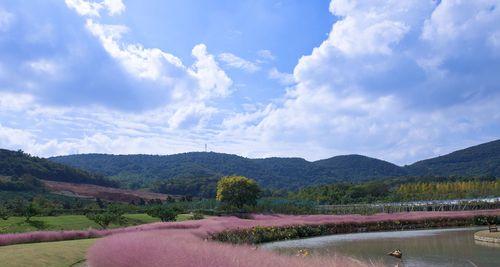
[0,213,196,234]
[176,213,195,221]
[0,213,159,234]
[0,213,197,266]
[0,238,95,267]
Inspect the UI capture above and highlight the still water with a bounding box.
[261,227,499,267]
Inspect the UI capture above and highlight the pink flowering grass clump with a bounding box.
[0,220,200,247]
[87,229,372,267]
[87,209,500,267]
[0,230,97,246]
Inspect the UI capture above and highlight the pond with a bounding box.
[261,227,500,267]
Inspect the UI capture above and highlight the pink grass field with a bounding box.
[0,222,194,246]
[86,210,500,267]
[1,210,499,266]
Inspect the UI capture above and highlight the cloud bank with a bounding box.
[1,0,500,165]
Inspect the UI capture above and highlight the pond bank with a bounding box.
[474,230,500,243]
[211,212,500,244]
[263,227,500,267]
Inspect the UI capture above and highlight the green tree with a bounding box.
[146,205,180,222]
[32,196,59,216]
[216,176,260,211]
[85,205,126,229]
[0,204,10,220]
[23,202,41,222]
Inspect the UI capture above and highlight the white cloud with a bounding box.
[257,50,275,61]
[103,0,126,16]
[0,101,223,157]
[222,104,274,129]
[489,30,500,50]
[331,17,409,55]
[65,0,125,17]
[326,0,427,56]
[217,0,500,164]
[167,102,217,129]
[218,53,260,73]
[85,20,232,103]
[0,123,36,149]
[190,45,233,99]
[0,8,13,31]
[65,0,102,17]
[85,19,185,83]
[268,67,295,86]
[66,1,233,130]
[422,1,500,42]
[3,0,499,166]
[421,0,500,57]
[0,92,34,111]
[27,59,59,76]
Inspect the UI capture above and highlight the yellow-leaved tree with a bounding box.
[216,175,260,211]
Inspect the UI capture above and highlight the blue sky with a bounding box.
[0,0,500,165]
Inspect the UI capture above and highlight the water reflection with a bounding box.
[475,240,500,248]
[262,227,499,267]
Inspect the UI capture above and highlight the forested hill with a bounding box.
[406,139,500,177]
[0,149,117,187]
[48,139,500,194]
[49,152,406,190]
[314,155,407,178]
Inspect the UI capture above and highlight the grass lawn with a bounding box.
[0,213,196,234]
[176,213,195,221]
[0,213,160,234]
[0,238,96,267]
[0,213,196,266]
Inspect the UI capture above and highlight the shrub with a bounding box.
[86,205,127,229]
[146,205,180,222]
[473,215,499,225]
[191,212,204,220]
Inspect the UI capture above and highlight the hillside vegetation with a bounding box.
[49,139,500,195]
[406,139,500,177]
[50,152,405,192]
[0,149,117,187]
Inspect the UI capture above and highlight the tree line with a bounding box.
[290,177,499,204]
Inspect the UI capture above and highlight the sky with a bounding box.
[1,0,500,165]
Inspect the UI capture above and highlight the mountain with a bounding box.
[49,152,407,192]
[315,155,407,178]
[49,139,500,194]
[0,149,117,187]
[0,138,493,197]
[406,139,500,177]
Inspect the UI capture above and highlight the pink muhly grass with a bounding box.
[1,210,497,247]
[87,230,373,267]
[0,220,200,246]
[0,230,95,246]
[87,209,500,267]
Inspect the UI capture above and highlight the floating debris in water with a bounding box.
[388,249,402,259]
[296,249,310,257]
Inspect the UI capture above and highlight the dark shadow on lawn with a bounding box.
[21,220,48,230]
